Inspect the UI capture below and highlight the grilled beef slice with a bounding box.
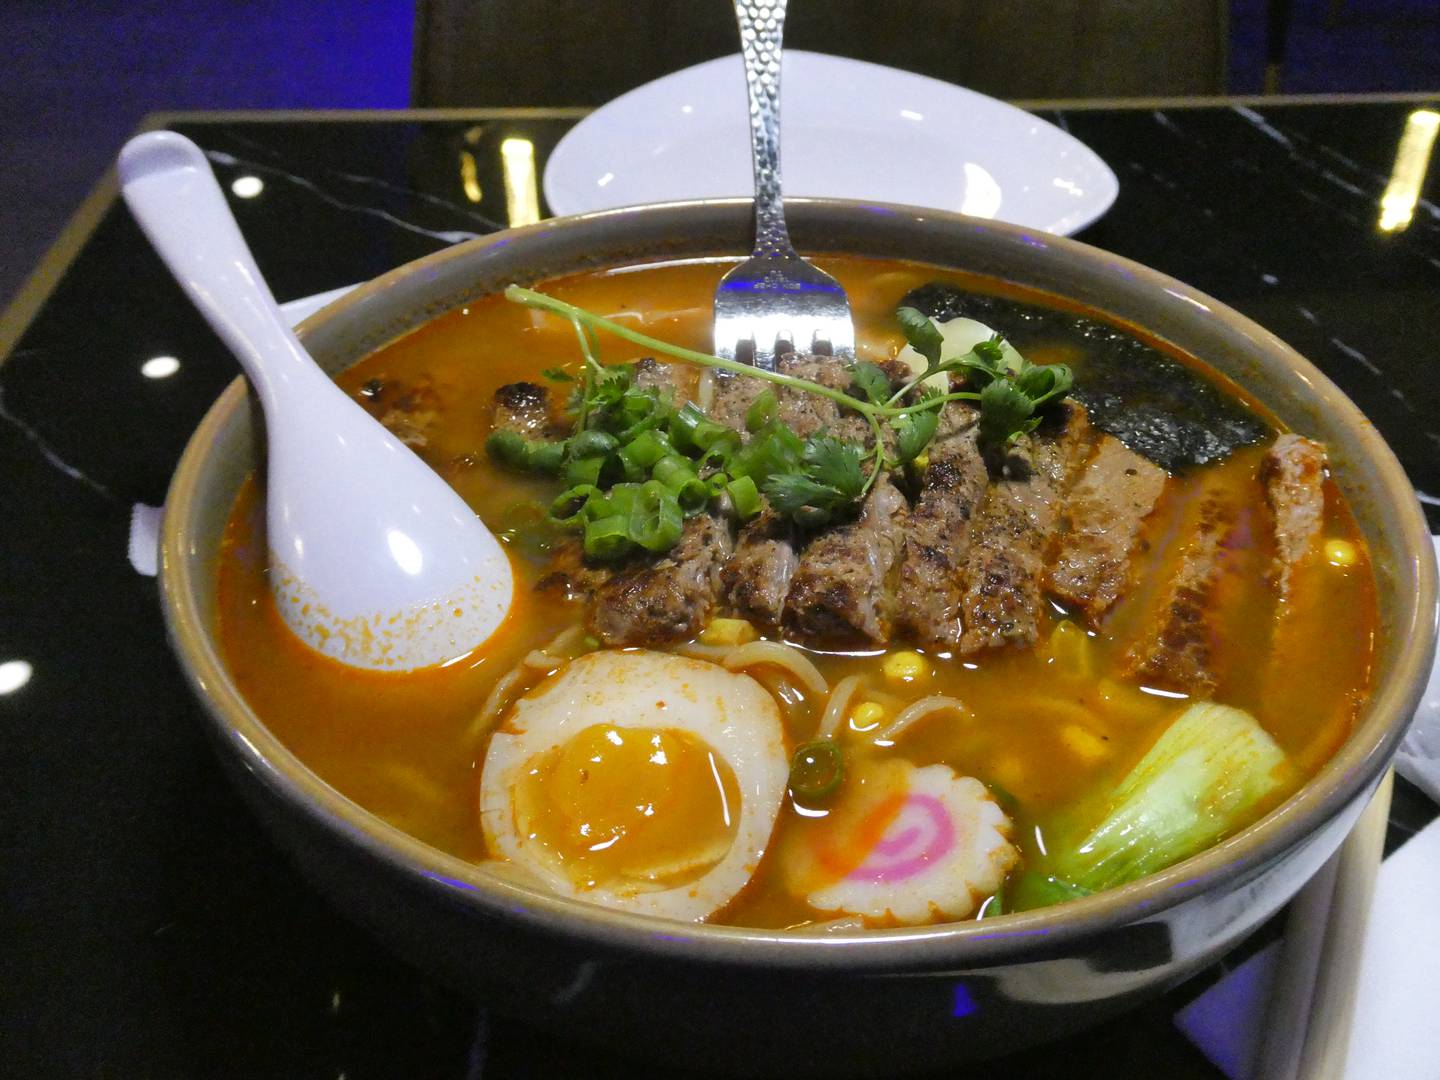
[361,377,444,449]
[784,475,909,644]
[634,357,700,406]
[590,513,735,644]
[709,353,884,439]
[1119,488,1241,695]
[491,380,558,438]
[708,369,767,430]
[720,509,800,626]
[1046,434,1169,624]
[1260,433,1327,597]
[718,353,879,625]
[956,405,1095,655]
[893,403,989,647]
[488,383,611,600]
[589,360,736,643]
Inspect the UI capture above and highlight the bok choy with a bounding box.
[1052,702,1288,892]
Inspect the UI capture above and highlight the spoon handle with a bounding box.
[733,0,795,260]
[118,131,316,408]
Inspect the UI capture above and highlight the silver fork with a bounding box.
[713,0,855,373]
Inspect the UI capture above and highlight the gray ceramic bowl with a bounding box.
[160,200,1436,1074]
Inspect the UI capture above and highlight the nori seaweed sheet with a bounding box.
[900,283,1268,472]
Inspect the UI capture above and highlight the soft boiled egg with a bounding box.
[479,649,788,922]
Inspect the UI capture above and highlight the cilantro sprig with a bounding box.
[886,305,1074,451]
[492,286,1075,553]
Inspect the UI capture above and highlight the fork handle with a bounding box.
[734,0,795,259]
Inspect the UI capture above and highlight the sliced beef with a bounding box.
[707,353,882,441]
[775,355,871,442]
[720,509,799,626]
[1119,489,1241,695]
[489,381,609,599]
[634,357,699,405]
[957,404,1095,655]
[535,538,612,600]
[784,475,908,644]
[1260,433,1327,597]
[714,354,885,628]
[1047,434,1169,624]
[590,513,735,645]
[491,381,557,438]
[893,404,989,647]
[708,370,767,430]
[365,378,442,448]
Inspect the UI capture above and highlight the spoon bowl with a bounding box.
[119,131,513,670]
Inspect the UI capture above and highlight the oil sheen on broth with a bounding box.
[215,256,1376,929]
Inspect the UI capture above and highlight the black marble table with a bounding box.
[3,98,1438,1079]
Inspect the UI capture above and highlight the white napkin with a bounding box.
[1341,814,1440,1079]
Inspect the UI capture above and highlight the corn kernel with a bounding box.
[698,617,758,646]
[1048,620,1094,679]
[882,650,930,683]
[1059,723,1111,764]
[849,701,886,731]
[1324,538,1358,568]
[990,754,1026,794]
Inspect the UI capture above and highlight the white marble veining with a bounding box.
[204,149,484,245]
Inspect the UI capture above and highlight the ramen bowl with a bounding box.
[158,200,1436,1074]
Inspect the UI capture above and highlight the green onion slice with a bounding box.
[725,475,762,521]
[485,430,529,469]
[789,739,844,801]
[668,403,710,451]
[651,454,695,488]
[583,514,633,560]
[596,482,641,521]
[568,429,619,460]
[626,429,673,469]
[563,455,605,487]
[746,389,779,432]
[548,484,602,528]
[528,440,565,474]
[628,481,685,552]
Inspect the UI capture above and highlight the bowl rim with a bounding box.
[161,197,1438,972]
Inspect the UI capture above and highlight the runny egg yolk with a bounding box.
[514,724,741,892]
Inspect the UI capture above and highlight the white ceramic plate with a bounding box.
[543,51,1119,235]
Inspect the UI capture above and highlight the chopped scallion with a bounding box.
[568,429,619,460]
[583,514,632,560]
[789,739,844,801]
[548,484,602,528]
[725,475,762,520]
[562,454,605,487]
[629,481,685,552]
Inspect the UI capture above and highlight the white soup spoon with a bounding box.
[119,130,513,671]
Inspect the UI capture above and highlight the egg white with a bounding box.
[479,649,788,922]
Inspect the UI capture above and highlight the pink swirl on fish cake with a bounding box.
[845,793,955,883]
